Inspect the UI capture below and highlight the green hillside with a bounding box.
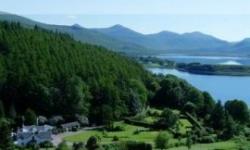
[0,21,152,124]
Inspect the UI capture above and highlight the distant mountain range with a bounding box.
[1,12,250,56]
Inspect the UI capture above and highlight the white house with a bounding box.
[14,125,54,146]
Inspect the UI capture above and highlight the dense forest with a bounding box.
[0,21,153,124]
[0,21,250,150]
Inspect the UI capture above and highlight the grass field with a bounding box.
[168,141,237,150]
[64,121,190,147]
[64,121,177,145]
[63,121,241,150]
[62,108,248,150]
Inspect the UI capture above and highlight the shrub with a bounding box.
[103,143,121,150]
[72,142,86,150]
[27,142,40,150]
[40,141,54,148]
[156,108,178,128]
[106,125,125,132]
[155,132,171,149]
[56,141,70,150]
[198,136,216,143]
[113,125,125,131]
[125,141,152,150]
[86,136,101,150]
[112,136,119,141]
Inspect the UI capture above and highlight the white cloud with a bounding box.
[67,15,77,19]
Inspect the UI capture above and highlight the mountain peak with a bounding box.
[241,38,250,43]
[156,31,180,36]
[182,31,205,36]
[110,24,126,29]
[71,23,82,29]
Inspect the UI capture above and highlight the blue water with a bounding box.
[148,68,250,105]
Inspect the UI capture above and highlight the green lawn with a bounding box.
[177,119,192,135]
[62,121,244,150]
[64,121,180,145]
[168,141,237,150]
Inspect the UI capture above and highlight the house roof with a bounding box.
[35,131,52,140]
[22,125,54,133]
[17,132,33,139]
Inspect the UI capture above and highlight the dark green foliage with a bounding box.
[8,103,16,119]
[225,99,250,124]
[124,141,152,150]
[200,92,215,117]
[198,135,216,143]
[112,136,119,141]
[154,132,170,149]
[86,136,102,150]
[103,141,152,150]
[152,75,186,108]
[63,76,91,116]
[0,100,4,118]
[24,108,36,125]
[151,75,209,117]
[186,132,192,150]
[0,119,14,150]
[56,141,70,150]
[220,112,238,140]
[209,101,226,130]
[157,108,178,128]
[26,140,40,150]
[39,141,54,148]
[0,21,151,123]
[73,142,86,150]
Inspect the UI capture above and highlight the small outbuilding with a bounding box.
[61,121,80,132]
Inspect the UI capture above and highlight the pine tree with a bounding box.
[0,101,4,118]
[210,101,226,130]
[24,108,37,125]
[0,119,14,150]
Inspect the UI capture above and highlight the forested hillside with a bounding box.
[1,21,250,150]
[0,21,152,124]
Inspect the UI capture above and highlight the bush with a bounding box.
[40,141,54,148]
[113,125,125,131]
[198,135,216,143]
[112,136,119,141]
[156,108,178,129]
[133,129,140,135]
[56,141,70,150]
[125,141,152,150]
[155,132,171,149]
[106,125,125,132]
[103,143,121,150]
[26,139,40,150]
[86,136,101,150]
[72,142,86,150]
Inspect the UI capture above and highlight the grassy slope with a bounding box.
[168,141,237,150]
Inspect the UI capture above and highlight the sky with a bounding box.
[1,0,250,41]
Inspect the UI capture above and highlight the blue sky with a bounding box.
[1,0,250,41]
